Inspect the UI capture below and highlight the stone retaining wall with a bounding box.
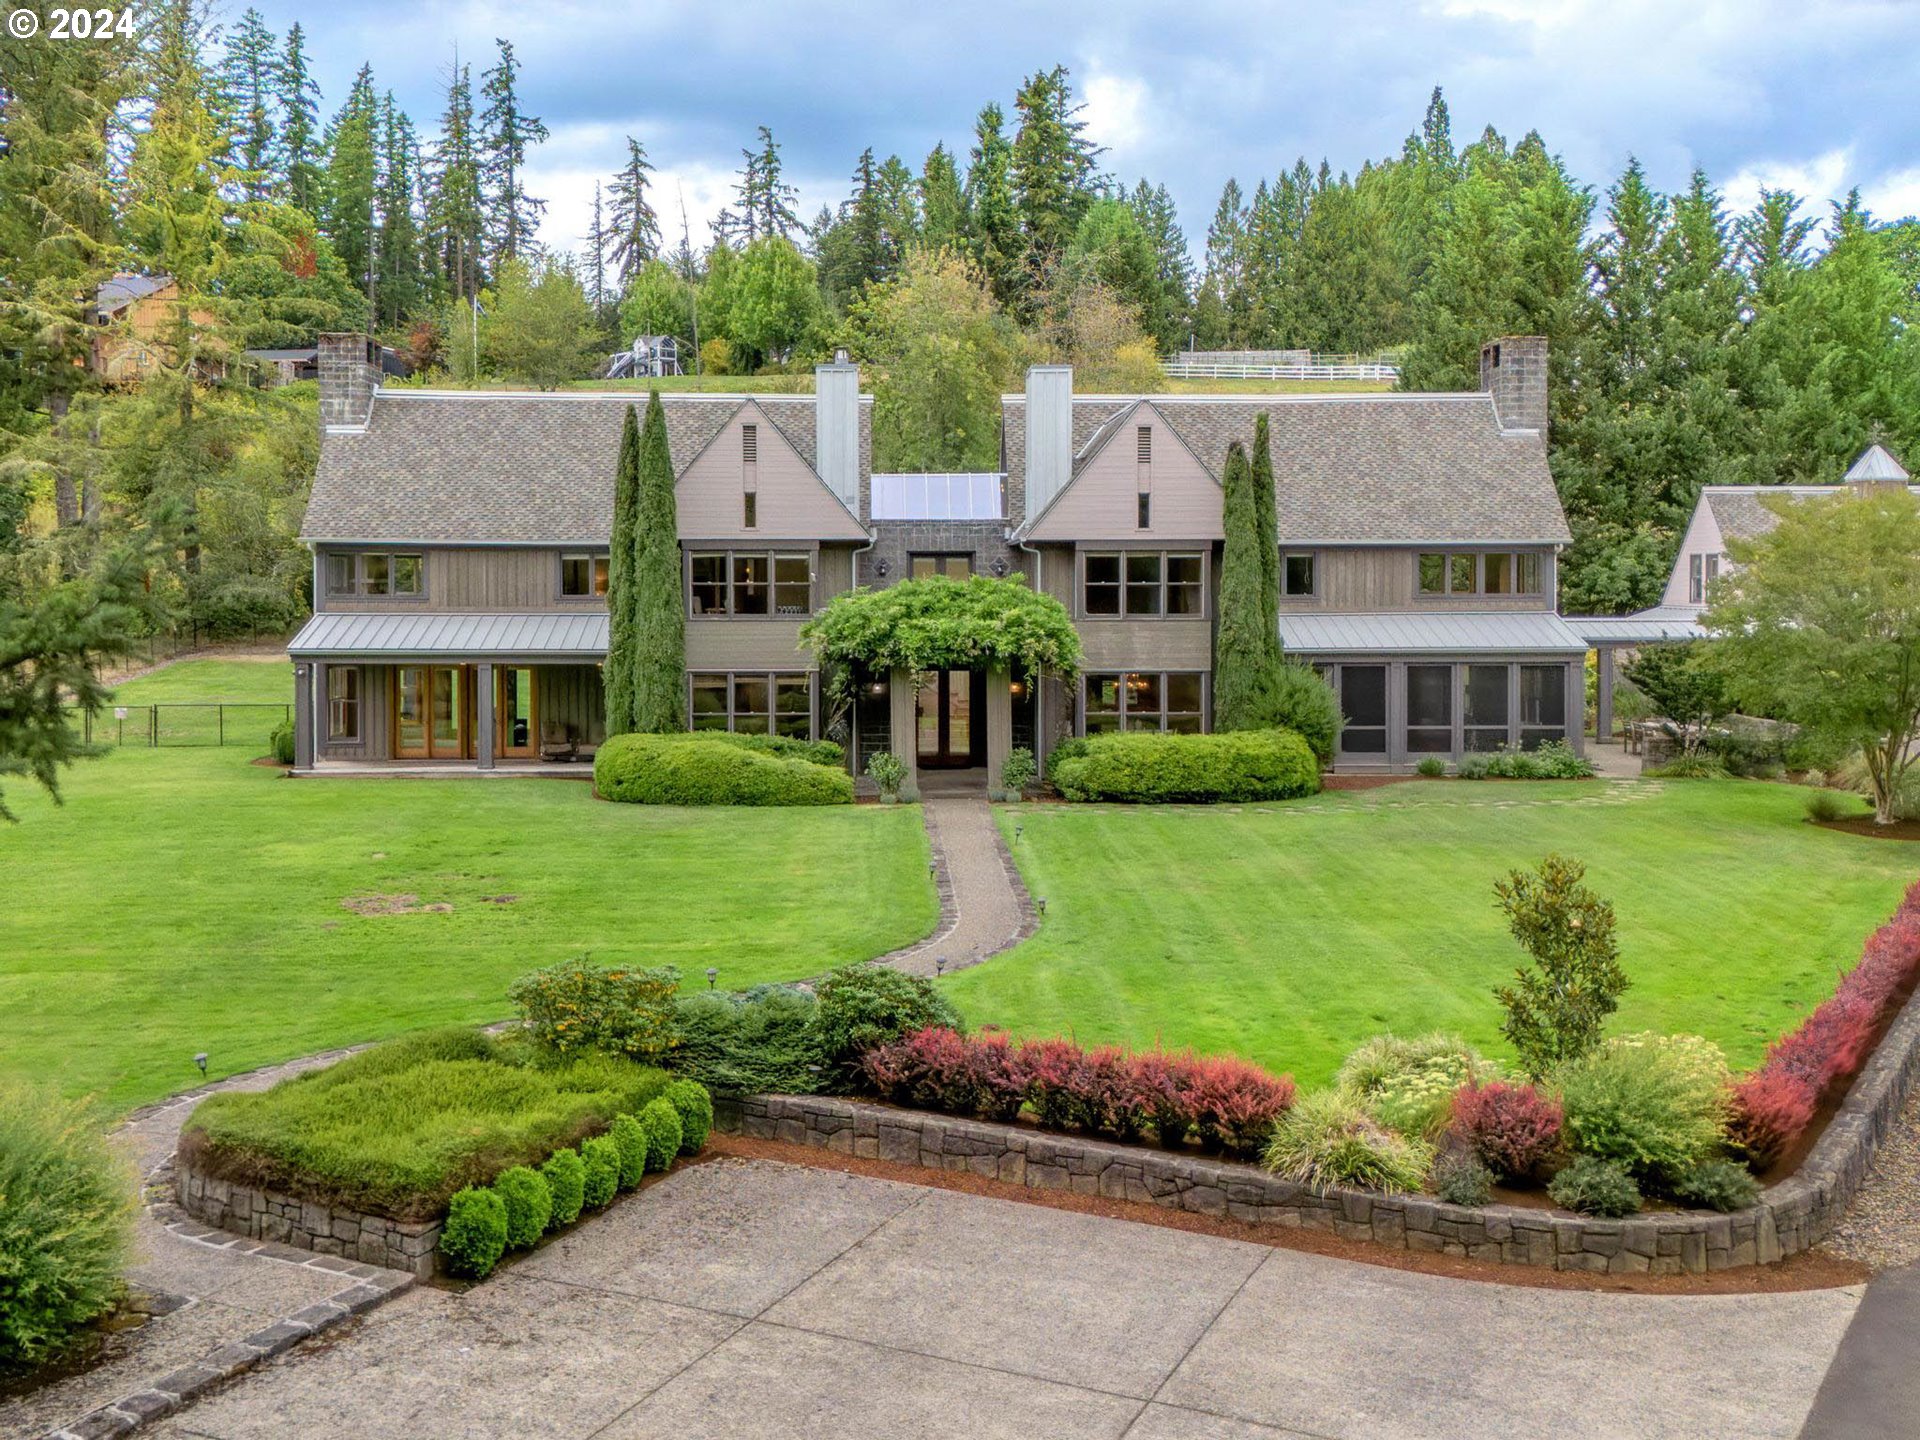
[716,979,1920,1276]
[174,1161,441,1280]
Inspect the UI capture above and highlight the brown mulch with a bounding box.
[1812,815,1920,842]
[708,1134,1867,1296]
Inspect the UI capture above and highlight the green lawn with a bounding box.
[945,781,1919,1088]
[112,658,293,705]
[1,744,936,1113]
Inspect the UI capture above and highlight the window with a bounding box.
[911,554,971,581]
[326,666,360,741]
[1283,552,1316,597]
[1166,554,1203,615]
[1407,664,1453,752]
[1084,671,1204,734]
[560,552,609,597]
[1463,665,1509,752]
[1083,553,1121,615]
[1126,553,1162,616]
[690,671,812,738]
[1419,552,1546,598]
[688,551,810,617]
[1137,492,1151,529]
[1083,551,1204,618]
[1483,552,1513,595]
[1519,664,1567,748]
[1517,552,1542,596]
[1340,666,1388,754]
[324,552,423,597]
[1688,553,1721,604]
[743,492,757,528]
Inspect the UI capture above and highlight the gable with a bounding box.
[1025,402,1223,542]
[674,400,866,542]
[1661,493,1726,606]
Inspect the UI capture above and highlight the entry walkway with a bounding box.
[878,795,1034,978]
[132,1157,1860,1440]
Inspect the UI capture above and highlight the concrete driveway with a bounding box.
[140,1157,1861,1440]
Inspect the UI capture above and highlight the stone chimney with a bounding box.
[1479,336,1548,439]
[317,333,382,432]
[1844,442,1910,496]
[1024,365,1074,520]
[814,352,860,512]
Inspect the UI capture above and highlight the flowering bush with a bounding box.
[508,959,680,1059]
[1449,1081,1563,1181]
[1335,1034,1498,1140]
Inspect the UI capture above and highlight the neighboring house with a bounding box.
[88,273,218,384]
[1568,443,1913,738]
[287,332,1585,775]
[242,345,413,389]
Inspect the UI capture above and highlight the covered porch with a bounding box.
[1564,606,1710,746]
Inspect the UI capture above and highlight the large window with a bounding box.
[325,551,422,597]
[326,666,360,741]
[1282,552,1316,597]
[690,671,812,738]
[688,551,811,616]
[1083,552,1204,618]
[1519,664,1568,748]
[560,552,609,597]
[1406,664,1453,753]
[1417,551,1544,597]
[1084,671,1203,734]
[912,554,971,580]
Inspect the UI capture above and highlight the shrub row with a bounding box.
[594,732,853,806]
[440,1079,711,1281]
[1728,880,1920,1167]
[860,1028,1295,1157]
[657,730,845,768]
[1050,728,1320,804]
[1456,740,1595,780]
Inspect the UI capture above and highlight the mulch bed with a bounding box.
[1812,815,1920,842]
[709,1134,1867,1296]
[1319,774,1417,792]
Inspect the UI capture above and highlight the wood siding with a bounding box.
[1026,405,1223,543]
[685,620,813,671]
[676,402,866,542]
[1076,618,1213,671]
[316,662,390,759]
[316,546,606,614]
[1276,546,1558,614]
[536,665,605,747]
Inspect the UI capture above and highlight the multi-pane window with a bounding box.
[325,551,423,597]
[1083,552,1204,618]
[1519,664,1568,748]
[687,551,811,616]
[689,671,812,738]
[1282,552,1316,597]
[1417,551,1545,597]
[1084,671,1205,734]
[912,555,971,580]
[326,666,360,741]
[560,552,609,597]
[1687,552,1721,604]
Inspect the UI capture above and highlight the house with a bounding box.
[287,332,1585,777]
[1570,443,1913,739]
[88,273,218,383]
[242,344,414,389]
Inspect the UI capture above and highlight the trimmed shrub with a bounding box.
[269,717,296,765]
[494,1166,552,1248]
[1449,1081,1563,1182]
[1263,1091,1435,1195]
[1725,1070,1818,1170]
[640,1097,682,1172]
[1432,1150,1493,1207]
[1415,756,1447,778]
[1001,746,1038,794]
[1554,1033,1729,1186]
[439,1187,509,1279]
[1805,788,1857,824]
[580,1136,621,1209]
[814,963,962,1084]
[967,1029,1028,1123]
[865,750,907,800]
[664,1079,713,1154]
[1259,663,1343,764]
[541,1148,587,1229]
[1016,1037,1086,1130]
[0,1085,132,1370]
[671,988,825,1095]
[648,729,844,768]
[595,733,853,806]
[1052,729,1319,804]
[1547,1156,1641,1217]
[509,959,680,1060]
[1043,736,1090,785]
[1077,1045,1152,1142]
[862,1026,979,1113]
[1130,1049,1199,1149]
[1671,1160,1762,1213]
[1181,1053,1296,1156]
[610,1113,648,1189]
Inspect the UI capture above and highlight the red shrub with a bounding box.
[860,1027,976,1113]
[1726,1070,1819,1169]
[966,1029,1027,1122]
[1017,1038,1088,1130]
[1078,1046,1150,1141]
[1178,1054,1296,1157]
[1130,1049,1198,1148]
[1449,1080,1563,1180]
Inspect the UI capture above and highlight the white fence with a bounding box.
[1163,351,1399,382]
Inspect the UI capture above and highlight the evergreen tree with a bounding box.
[220,7,278,203]
[1197,179,1250,348]
[274,22,322,212]
[728,126,800,243]
[586,181,610,319]
[603,405,642,736]
[1010,65,1103,296]
[321,67,378,311]
[1212,439,1273,731]
[1127,179,1191,347]
[479,38,549,267]
[632,390,686,733]
[1062,199,1174,350]
[844,148,889,292]
[429,59,485,299]
[607,137,660,285]
[964,102,1020,305]
[1251,412,1280,663]
[920,142,966,252]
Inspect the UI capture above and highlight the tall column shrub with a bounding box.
[1251,412,1282,668]
[632,390,687,733]
[603,405,642,736]
[1213,439,1273,731]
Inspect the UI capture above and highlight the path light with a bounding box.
[1014,823,1023,843]
[194,1052,208,1077]
[928,859,936,877]
[935,955,946,976]
[706,967,718,989]
[1037,897,1048,917]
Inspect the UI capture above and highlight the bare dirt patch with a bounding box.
[1812,815,1920,842]
[340,893,453,916]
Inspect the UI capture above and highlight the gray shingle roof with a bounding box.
[95,273,171,314]
[1279,610,1588,656]
[302,391,867,544]
[290,610,608,658]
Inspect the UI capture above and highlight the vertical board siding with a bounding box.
[536,665,606,747]
[1278,547,1559,613]
[1027,410,1224,543]
[676,404,866,542]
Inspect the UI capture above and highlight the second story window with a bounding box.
[1083,551,1204,618]
[1282,553,1316,597]
[689,550,811,616]
[325,551,423,598]
[560,552,609,597]
[1418,551,1543,598]
[1688,552,1721,604]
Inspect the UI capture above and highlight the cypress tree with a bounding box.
[632,391,687,732]
[1212,440,1272,731]
[1250,412,1281,666]
[603,405,642,736]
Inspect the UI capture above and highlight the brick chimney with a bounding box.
[814,351,860,512]
[1024,365,1074,519]
[318,333,382,432]
[1479,336,1548,439]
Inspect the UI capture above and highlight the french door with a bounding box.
[395,665,539,759]
[495,666,537,758]
[915,668,980,768]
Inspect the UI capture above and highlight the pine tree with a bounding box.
[1212,440,1272,731]
[374,94,426,325]
[275,22,322,213]
[479,38,549,267]
[607,137,659,285]
[920,142,966,252]
[632,390,687,733]
[586,182,610,319]
[429,59,485,299]
[844,148,889,292]
[321,67,379,310]
[603,404,642,736]
[965,103,1020,307]
[1197,179,1250,348]
[220,7,278,203]
[1010,65,1103,296]
[730,126,799,242]
[1127,179,1191,348]
[1251,412,1280,665]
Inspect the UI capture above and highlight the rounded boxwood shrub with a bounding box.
[1547,1155,1642,1217]
[269,717,296,766]
[1051,729,1319,804]
[579,1136,621,1210]
[0,1084,132,1369]
[665,1078,714,1154]
[610,1112,648,1189]
[649,730,845,768]
[541,1148,587,1228]
[439,1186,509,1279]
[640,1097,683,1172]
[493,1165,552,1248]
[594,734,853,806]
[1670,1159,1762,1214]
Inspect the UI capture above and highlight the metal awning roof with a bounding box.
[1563,606,1710,646]
[1279,611,1589,656]
[288,611,609,660]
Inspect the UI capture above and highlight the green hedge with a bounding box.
[594,733,853,806]
[651,729,845,768]
[1052,729,1320,804]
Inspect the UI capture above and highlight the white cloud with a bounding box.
[1081,67,1151,158]
[1719,148,1920,224]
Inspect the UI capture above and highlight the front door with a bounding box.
[495,666,537,758]
[394,666,467,758]
[915,669,980,768]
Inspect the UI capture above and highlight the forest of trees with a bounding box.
[3,0,1918,645]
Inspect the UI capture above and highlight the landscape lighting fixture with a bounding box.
[194,1052,208,1077]
[706,967,718,989]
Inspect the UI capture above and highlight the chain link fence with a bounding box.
[71,703,291,750]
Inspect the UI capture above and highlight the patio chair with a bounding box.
[539,720,578,763]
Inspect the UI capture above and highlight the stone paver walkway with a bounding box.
[125,1157,1861,1440]
[881,797,1033,978]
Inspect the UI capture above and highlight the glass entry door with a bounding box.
[915,669,976,767]
[394,665,467,758]
[495,667,536,758]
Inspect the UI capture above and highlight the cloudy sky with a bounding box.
[236,0,1920,260]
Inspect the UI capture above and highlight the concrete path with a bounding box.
[131,1157,1862,1440]
[1800,1261,1920,1439]
[881,797,1033,978]
[1586,739,1643,780]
